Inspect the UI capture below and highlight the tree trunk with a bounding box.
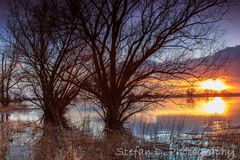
[43,109,70,129]
[2,98,10,107]
[104,112,126,136]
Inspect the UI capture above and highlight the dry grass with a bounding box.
[32,126,159,160]
[0,116,239,160]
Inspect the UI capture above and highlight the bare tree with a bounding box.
[6,0,88,128]
[0,47,19,107]
[65,0,226,134]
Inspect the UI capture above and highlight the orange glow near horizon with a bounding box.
[199,79,228,91]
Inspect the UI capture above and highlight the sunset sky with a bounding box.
[0,0,239,93]
[220,0,240,47]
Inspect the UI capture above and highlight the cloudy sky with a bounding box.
[221,0,240,47]
[0,0,239,47]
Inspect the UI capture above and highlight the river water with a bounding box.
[2,97,240,133]
[1,97,239,159]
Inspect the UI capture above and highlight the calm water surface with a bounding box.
[130,97,240,134]
[1,97,240,133]
[1,97,240,159]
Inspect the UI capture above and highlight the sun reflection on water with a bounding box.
[145,97,229,118]
[199,97,226,115]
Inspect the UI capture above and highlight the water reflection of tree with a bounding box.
[0,113,10,122]
[186,97,195,104]
[0,113,10,159]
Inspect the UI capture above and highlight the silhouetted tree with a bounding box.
[186,88,196,96]
[7,0,88,128]
[66,0,226,134]
[0,48,19,107]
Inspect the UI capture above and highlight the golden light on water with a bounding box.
[146,97,228,118]
[199,79,228,91]
[200,97,226,114]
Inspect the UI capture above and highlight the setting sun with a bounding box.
[200,79,228,91]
